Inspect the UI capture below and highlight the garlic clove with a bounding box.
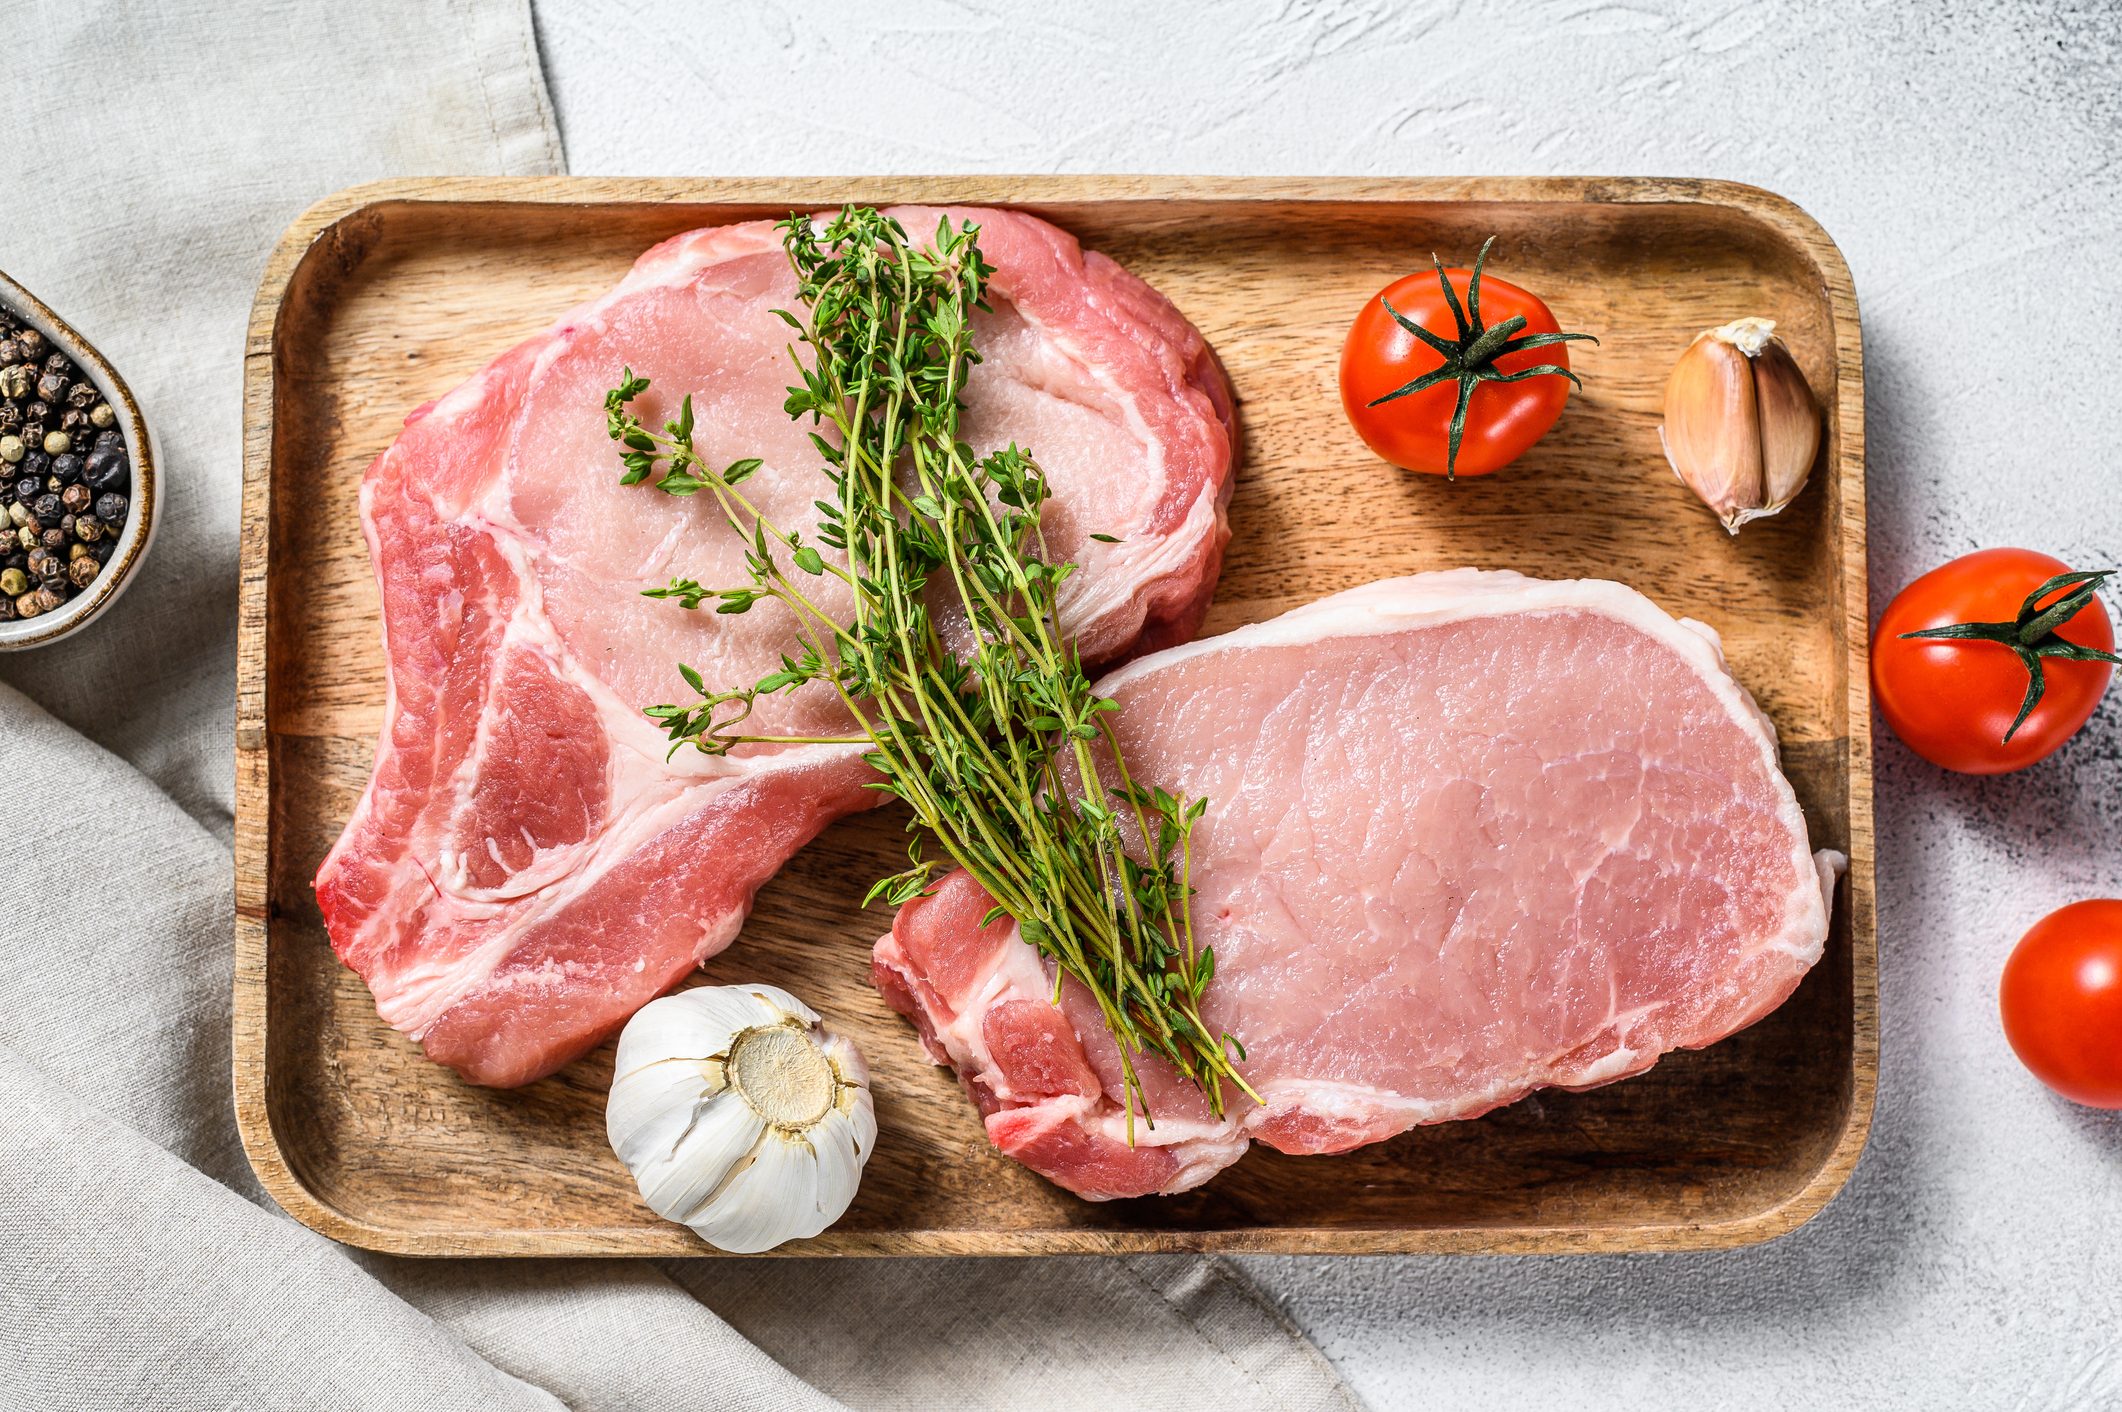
[628,1082,767,1225]
[685,1125,828,1254]
[1660,316,1821,534]
[1750,334,1821,513]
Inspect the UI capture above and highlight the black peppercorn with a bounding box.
[8,476,30,503]
[68,554,97,589]
[0,595,14,622]
[0,337,17,366]
[92,428,121,453]
[72,514,101,543]
[16,329,45,359]
[90,540,112,564]
[64,380,96,409]
[39,526,65,553]
[83,445,128,493]
[59,483,89,514]
[27,548,61,581]
[35,370,66,404]
[0,403,17,435]
[59,408,85,434]
[58,513,75,536]
[48,452,78,483]
[93,492,125,523]
[19,423,44,450]
[41,351,67,375]
[31,492,60,523]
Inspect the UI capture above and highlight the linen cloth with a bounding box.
[0,3,1361,1409]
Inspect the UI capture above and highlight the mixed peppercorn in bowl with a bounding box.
[0,269,154,649]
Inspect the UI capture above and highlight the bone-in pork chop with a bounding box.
[315,208,1236,1088]
[872,571,1843,1199]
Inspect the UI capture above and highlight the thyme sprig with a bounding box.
[604,207,1253,1133]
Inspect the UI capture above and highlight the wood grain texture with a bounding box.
[234,176,1874,1257]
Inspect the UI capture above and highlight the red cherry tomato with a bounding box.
[1871,548,2116,773]
[1339,245,1590,479]
[2001,900,2122,1108]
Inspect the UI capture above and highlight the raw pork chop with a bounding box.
[872,570,1843,1199]
[315,208,1236,1088]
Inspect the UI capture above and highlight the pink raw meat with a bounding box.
[872,570,1844,1199]
[315,207,1236,1088]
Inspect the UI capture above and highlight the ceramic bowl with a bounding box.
[0,267,158,650]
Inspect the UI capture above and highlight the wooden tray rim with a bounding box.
[234,174,1876,1257]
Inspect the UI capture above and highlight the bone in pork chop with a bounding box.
[872,570,1844,1200]
[315,208,1236,1088]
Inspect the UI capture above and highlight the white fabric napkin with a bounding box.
[0,3,1360,1408]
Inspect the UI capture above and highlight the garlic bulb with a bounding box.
[607,984,875,1253]
[1659,317,1822,534]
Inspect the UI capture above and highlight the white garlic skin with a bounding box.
[607,984,875,1254]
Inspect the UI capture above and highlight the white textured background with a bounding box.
[536,3,2122,1406]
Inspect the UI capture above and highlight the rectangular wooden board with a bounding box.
[235,176,1874,1256]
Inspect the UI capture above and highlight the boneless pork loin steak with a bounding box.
[873,570,1845,1200]
[314,207,1236,1088]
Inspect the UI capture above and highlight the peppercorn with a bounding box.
[31,492,59,523]
[0,436,21,464]
[68,554,97,588]
[2,550,23,572]
[16,526,36,550]
[0,595,14,622]
[94,492,125,523]
[57,513,75,537]
[6,503,28,529]
[90,540,112,564]
[29,587,60,615]
[0,338,17,366]
[0,365,28,400]
[59,483,89,513]
[48,453,79,483]
[22,399,47,425]
[59,408,85,434]
[89,402,114,429]
[0,403,17,435]
[15,330,44,359]
[37,525,65,554]
[42,431,68,455]
[35,370,66,404]
[27,548,60,581]
[64,380,95,409]
[15,589,44,618]
[9,476,34,502]
[72,514,101,543]
[67,541,87,560]
[92,427,120,453]
[18,424,43,450]
[0,567,23,596]
[83,445,127,492]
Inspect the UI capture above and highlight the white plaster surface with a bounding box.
[536,3,2122,1405]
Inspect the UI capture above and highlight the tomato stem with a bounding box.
[1900,569,2122,741]
[1367,237,1598,480]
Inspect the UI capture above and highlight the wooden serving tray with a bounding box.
[235,176,1874,1256]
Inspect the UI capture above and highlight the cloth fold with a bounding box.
[0,3,1360,1409]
